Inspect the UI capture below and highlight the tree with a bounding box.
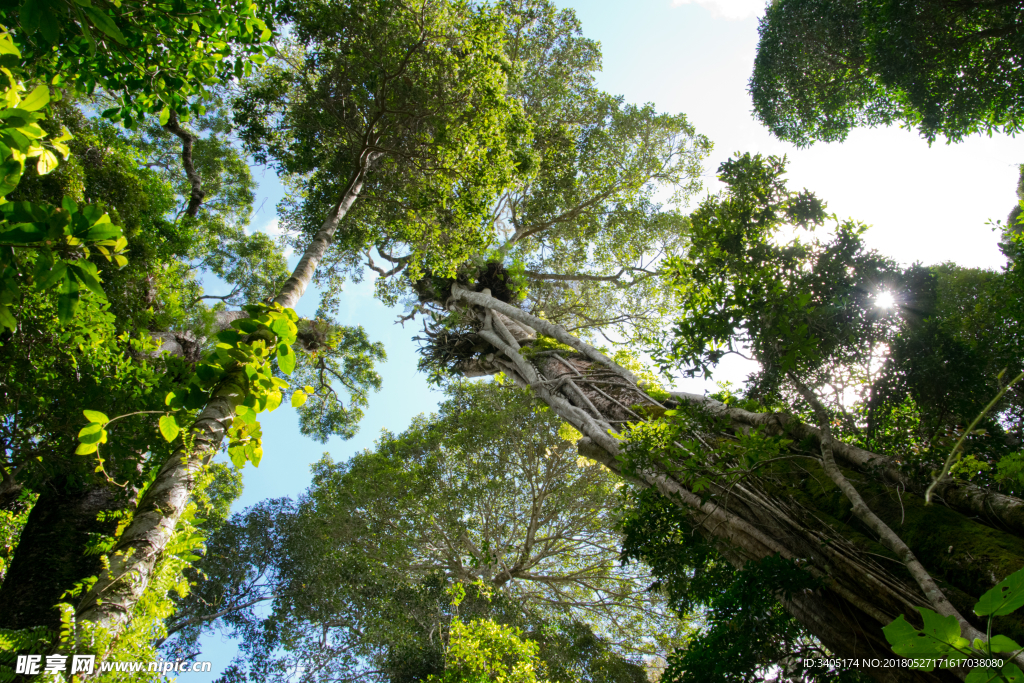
[409,156,1024,682]
[65,0,524,650]
[749,0,1024,144]
[162,381,674,683]
[274,0,710,344]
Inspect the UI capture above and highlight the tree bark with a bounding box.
[0,479,124,630]
[443,284,1024,683]
[72,155,375,645]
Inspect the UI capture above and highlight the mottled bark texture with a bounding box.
[73,160,372,644]
[163,110,206,218]
[0,480,124,630]
[444,284,1024,683]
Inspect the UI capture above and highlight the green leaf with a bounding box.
[158,107,171,126]
[19,85,49,112]
[0,224,46,244]
[195,362,224,383]
[976,568,1024,617]
[234,317,264,334]
[68,262,104,297]
[215,329,242,345]
[250,446,263,468]
[265,391,282,412]
[228,448,246,469]
[78,422,102,436]
[1003,662,1024,683]
[990,635,1022,653]
[966,668,1002,683]
[78,426,105,445]
[56,278,80,324]
[291,389,307,408]
[269,316,296,343]
[0,304,15,331]
[36,149,59,175]
[83,409,109,424]
[36,8,61,44]
[882,609,970,668]
[83,223,121,241]
[75,442,98,455]
[0,33,21,57]
[277,342,295,375]
[158,415,180,443]
[83,6,127,44]
[184,386,209,410]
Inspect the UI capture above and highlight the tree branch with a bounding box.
[163,110,206,218]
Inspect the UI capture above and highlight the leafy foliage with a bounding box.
[0,38,127,328]
[235,0,528,288]
[750,0,1024,144]
[882,567,1024,681]
[2,0,277,126]
[656,152,898,392]
[165,382,676,681]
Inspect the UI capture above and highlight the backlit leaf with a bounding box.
[158,415,180,442]
[976,568,1024,617]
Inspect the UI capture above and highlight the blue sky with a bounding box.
[183,0,1024,676]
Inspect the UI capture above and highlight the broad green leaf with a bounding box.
[881,609,970,669]
[230,317,260,333]
[36,149,58,175]
[36,7,60,44]
[0,34,20,57]
[965,668,1002,683]
[195,363,224,383]
[159,107,171,126]
[291,390,307,408]
[158,415,180,442]
[83,409,109,424]
[990,635,1022,653]
[215,329,242,345]
[228,447,246,469]
[78,427,105,445]
[68,262,104,297]
[976,568,1024,617]
[1003,662,1024,683]
[250,446,263,468]
[57,278,81,324]
[83,223,121,241]
[83,6,127,44]
[36,261,66,292]
[78,422,103,437]
[75,442,98,455]
[0,224,45,244]
[19,85,49,112]
[0,304,15,331]
[265,391,282,412]
[277,342,295,375]
[269,316,296,343]
[304,385,314,394]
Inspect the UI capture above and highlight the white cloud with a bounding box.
[260,217,285,236]
[671,0,765,21]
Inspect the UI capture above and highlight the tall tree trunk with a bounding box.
[72,155,375,646]
[0,479,124,630]
[441,283,1024,683]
